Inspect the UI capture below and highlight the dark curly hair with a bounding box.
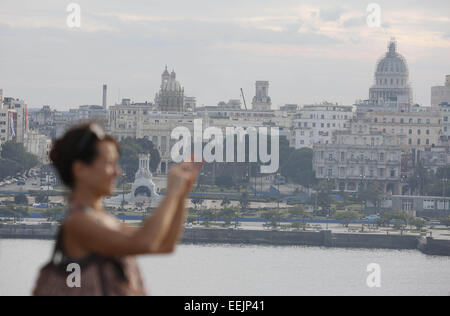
[49,123,120,189]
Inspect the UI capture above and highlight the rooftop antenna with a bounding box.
[240,88,248,111]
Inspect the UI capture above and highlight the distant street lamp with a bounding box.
[326,176,331,230]
[122,172,127,205]
[360,174,366,213]
[443,178,448,197]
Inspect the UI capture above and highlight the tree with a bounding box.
[0,141,39,180]
[359,182,385,211]
[290,221,307,231]
[288,206,311,219]
[335,211,360,227]
[42,207,65,221]
[313,181,333,214]
[218,208,235,227]
[260,209,278,229]
[1,206,29,222]
[407,161,429,196]
[381,210,412,229]
[279,138,316,188]
[239,192,249,212]
[410,218,427,230]
[221,197,231,208]
[135,202,144,212]
[440,218,450,227]
[191,198,204,210]
[35,192,49,204]
[199,209,216,227]
[14,194,28,206]
[118,138,161,183]
[216,176,233,188]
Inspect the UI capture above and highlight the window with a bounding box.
[417,139,421,145]
[340,152,345,162]
[409,139,412,145]
[380,153,385,161]
[328,153,333,161]
[400,118,404,124]
[409,129,412,134]
[418,119,422,124]
[426,119,431,124]
[390,169,396,177]
[426,139,430,145]
[328,169,333,177]
[418,129,421,135]
[391,152,396,161]
[379,168,385,177]
[426,130,430,135]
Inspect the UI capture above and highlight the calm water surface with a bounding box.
[0,239,449,296]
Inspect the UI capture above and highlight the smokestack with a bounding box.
[102,84,107,109]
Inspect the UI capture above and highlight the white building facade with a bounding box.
[431,75,450,109]
[291,103,354,149]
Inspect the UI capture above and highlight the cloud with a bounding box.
[319,7,345,22]
[342,16,366,28]
[1,0,449,109]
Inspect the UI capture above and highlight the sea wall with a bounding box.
[181,228,419,250]
[1,224,449,256]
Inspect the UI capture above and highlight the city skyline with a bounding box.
[1,0,449,110]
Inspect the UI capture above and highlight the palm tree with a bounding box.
[218,208,235,227]
[192,198,204,210]
[239,192,249,213]
[221,197,231,208]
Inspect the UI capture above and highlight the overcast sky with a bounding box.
[0,0,449,110]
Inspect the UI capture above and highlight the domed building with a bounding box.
[155,66,185,112]
[369,39,413,107]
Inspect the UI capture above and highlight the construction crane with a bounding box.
[240,88,248,111]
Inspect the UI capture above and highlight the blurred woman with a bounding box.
[33,123,201,296]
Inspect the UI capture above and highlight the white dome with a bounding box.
[375,40,409,76]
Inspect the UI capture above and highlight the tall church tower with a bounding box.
[155,66,185,112]
[252,81,272,111]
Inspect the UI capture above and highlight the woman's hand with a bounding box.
[166,160,203,199]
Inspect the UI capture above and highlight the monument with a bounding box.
[105,154,161,208]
